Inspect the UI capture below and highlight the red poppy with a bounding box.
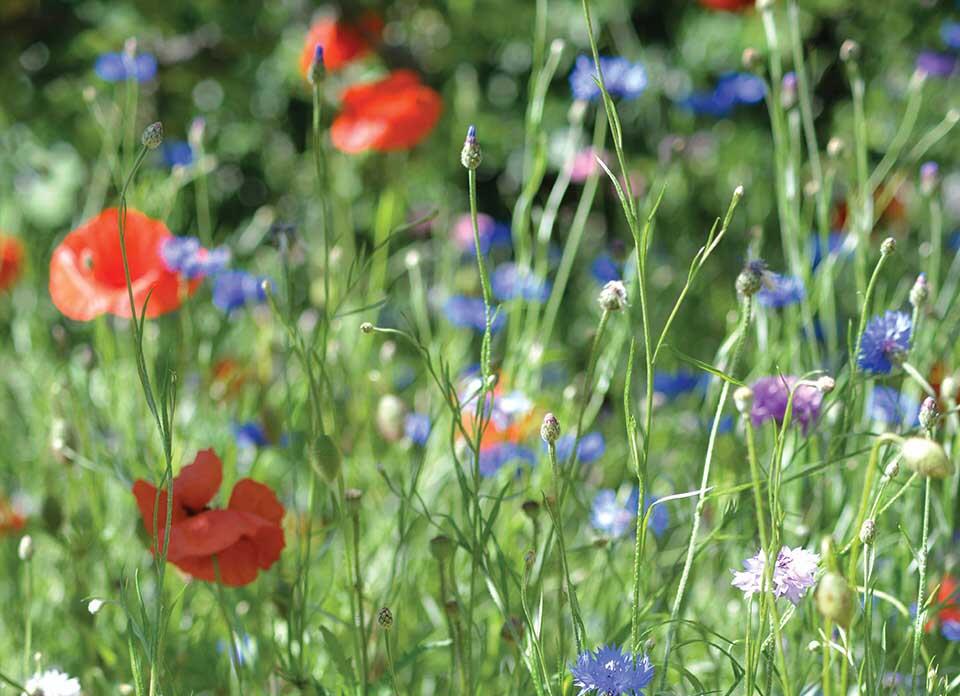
[0,495,25,535]
[0,235,24,292]
[331,70,443,153]
[49,208,199,321]
[299,12,383,77]
[699,0,754,11]
[132,449,285,587]
[833,184,907,233]
[937,575,960,624]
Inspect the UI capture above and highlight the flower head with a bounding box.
[591,489,668,539]
[405,412,431,446]
[443,296,505,333]
[591,254,621,285]
[732,546,820,604]
[331,70,442,153]
[212,271,270,313]
[857,311,912,374]
[299,12,382,76]
[232,422,271,449]
[942,21,960,50]
[95,51,157,82]
[479,442,536,477]
[49,208,200,320]
[492,263,551,303]
[749,376,823,433]
[161,140,195,168]
[569,55,647,102]
[867,386,918,427]
[757,274,805,308]
[653,371,702,400]
[0,234,24,293]
[24,669,82,696]
[569,645,655,696]
[699,0,755,11]
[452,213,512,255]
[599,280,628,311]
[132,449,285,586]
[916,50,956,78]
[161,236,230,279]
[549,432,606,464]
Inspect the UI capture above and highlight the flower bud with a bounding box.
[910,273,929,308]
[141,121,164,150]
[781,72,797,110]
[598,280,628,311]
[88,598,105,615]
[859,519,876,545]
[344,488,364,514]
[816,572,854,626]
[521,499,540,520]
[880,237,896,257]
[919,397,940,432]
[920,161,940,196]
[540,413,561,445]
[884,461,900,479]
[733,386,754,415]
[360,322,374,335]
[840,40,861,63]
[826,137,845,159]
[444,599,460,617]
[900,437,953,479]
[816,376,836,394]
[460,125,482,171]
[430,534,455,562]
[942,376,959,404]
[18,535,33,561]
[377,606,394,629]
[736,261,765,298]
[308,44,325,86]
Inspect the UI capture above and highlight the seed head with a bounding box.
[141,121,164,150]
[598,280,628,311]
[540,412,561,444]
[377,606,394,629]
[460,125,482,171]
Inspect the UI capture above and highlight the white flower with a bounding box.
[24,669,82,696]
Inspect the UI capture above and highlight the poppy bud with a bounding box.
[311,434,342,483]
[734,386,754,415]
[377,606,394,629]
[141,121,164,150]
[460,125,482,171]
[308,44,325,86]
[540,413,560,445]
[430,534,454,562]
[598,280,628,311]
[900,437,953,478]
[18,535,33,562]
[910,273,929,308]
[880,237,896,257]
[816,572,854,626]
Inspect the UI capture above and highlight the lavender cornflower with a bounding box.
[442,296,506,333]
[731,546,820,605]
[916,50,957,78]
[569,645,655,696]
[549,432,606,464]
[569,55,647,102]
[161,236,231,279]
[749,376,823,434]
[491,263,551,302]
[757,273,805,308]
[591,254,621,284]
[212,271,270,312]
[857,311,912,374]
[404,412,431,446]
[94,51,157,82]
[867,385,919,427]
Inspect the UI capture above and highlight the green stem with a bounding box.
[911,477,932,685]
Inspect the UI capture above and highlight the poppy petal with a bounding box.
[132,479,186,538]
[174,448,223,512]
[229,478,285,524]
[165,509,255,561]
[0,235,25,292]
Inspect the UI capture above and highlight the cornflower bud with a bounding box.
[816,572,854,626]
[859,519,876,545]
[919,396,940,433]
[880,237,896,256]
[910,274,929,308]
[598,280,628,311]
[308,44,325,86]
[360,322,374,335]
[460,125,482,170]
[378,606,394,629]
[540,413,561,444]
[840,40,861,63]
[781,72,798,109]
[826,137,845,159]
[430,534,454,562]
[141,121,164,150]
[742,48,762,72]
[736,260,766,298]
[920,161,940,196]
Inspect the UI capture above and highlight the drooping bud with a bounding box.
[910,273,929,308]
[815,572,854,626]
[733,386,754,416]
[900,437,953,478]
[840,40,861,63]
[781,72,798,110]
[18,535,33,561]
[920,161,940,196]
[308,44,325,86]
[598,280,628,311]
[141,121,163,150]
[377,606,394,629]
[880,237,896,257]
[919,397,940,433]
[540,413,561,445]
[460,125,482,171]
[430,534,455,562]
[859,519,876,545]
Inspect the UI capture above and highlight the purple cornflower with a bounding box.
[943,620,960,641]
[479,443,536,477]
[451,213,512,254]
[569,645,655,696]
[94,52,157,82]
[591,489,668,539]
[916,50,957,77]
[569,55,647,102]
[161,141,194,168]
[404,412,431,446]
[591,255,621,284]
[731,546,820,605]
[868,386,919,427]
[750,376,823,434]
[942,22,960,50]
[653,371,702,400]
[491,263,551,303]
[212,271,270,312]
[757,273,805,308]
[857,311,912,374]
[548,432,606,464]
[161,237,231,279]
[442,296,506,333]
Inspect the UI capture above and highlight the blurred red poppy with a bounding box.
[132,449,285,587]
[699,0,754,10]
[299,12,383,77]
[49,208,199,321]
[938,575,960,624]
[0,234,24,292]
[0,495,25,535]
[331,70,443,153]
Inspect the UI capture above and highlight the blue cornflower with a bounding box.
[653,371,701,400]
[443,296,506,333]
[591,255,621,284]
[569,645,655,696]
[857,311,912,374]
[569,55,647,102]
[757,273,805,308]
[232,422,270,449]
[94,52,157,82]
[944,620,960,641]
[714,72,767,105]
[627,489,669,538]
[591,489,668,539]
[404,412,431,446]
[213,271,270,312]
[681,90,736,118]
[491,263,551,303]
[161,141,194,168]
[549,432,606,464]
[161,236,231,279]
[479,443,536,477]
[917,50,957,77]
[868,386,919,427]
[810,232,850,270]
[942,21,960,50]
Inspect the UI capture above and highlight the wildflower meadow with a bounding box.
[4,0,960,693]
